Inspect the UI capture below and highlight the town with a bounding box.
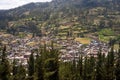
[0,32,110,66]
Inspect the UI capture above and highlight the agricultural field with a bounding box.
[75,38,91,44]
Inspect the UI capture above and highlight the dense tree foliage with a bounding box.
[28,52,35,80]
[0,46,10,80]
[0,42,120,80]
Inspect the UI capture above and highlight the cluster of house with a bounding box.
[57,39,109,62]
[0,34,110,65]
[82,40,109,57]
[57,39,83,62]
[0,34,40,66]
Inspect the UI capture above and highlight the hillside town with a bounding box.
[0,33,109,65]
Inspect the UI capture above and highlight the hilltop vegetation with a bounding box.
[0,0,120,42]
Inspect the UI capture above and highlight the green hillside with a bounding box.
[0,0,120,42]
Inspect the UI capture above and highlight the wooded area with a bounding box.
[0,42,120,80]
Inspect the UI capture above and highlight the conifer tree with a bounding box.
[82,56,96,80]
[77,55,83,80]
[59,62,72,80]
[96,51,105,80]
[115,42,120,80]
[82,57,88,80]
[12,58,18,80]
[105,45,115,80]
[28,52,35,80]
[89,56,96,80]
[0,46,10,80]
[35,49,44,80]
[77,55,84,80]
[16,64,26,80]
[70,59,77,80]
[44,43,59,80]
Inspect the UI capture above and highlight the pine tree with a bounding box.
[115,42,120,80]
[0,46,10,80]
[82,56,96,80]
[16,64,26,80]
[95,51,105,80]
[44,43,59,80]
[82,57,88,80]
[59,62,72,80]
[70,59,77,80]
[28,52,35,80]
[105,45,115,80]
[77,55,83,80]
[35,49,44,80]
[89,56,96,80]
[12,58,18,80]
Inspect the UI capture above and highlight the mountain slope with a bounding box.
[0,0,120,41]
[1,0,119,18]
